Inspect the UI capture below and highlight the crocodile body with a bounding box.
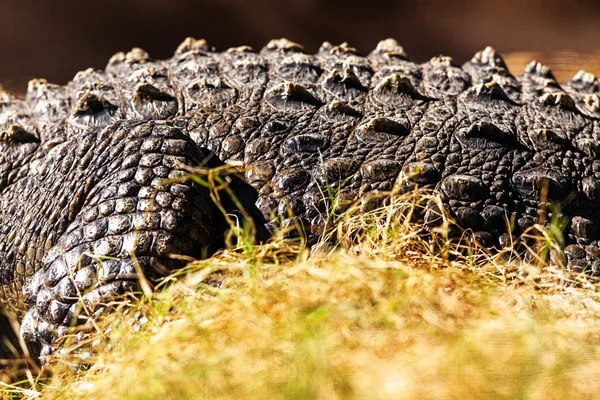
[1,37,600,361]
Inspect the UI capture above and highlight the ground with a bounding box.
[2,188,600,400]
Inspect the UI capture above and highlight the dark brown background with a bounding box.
[2,0,600,91]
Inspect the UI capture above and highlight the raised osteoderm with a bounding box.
[0,38,599,361]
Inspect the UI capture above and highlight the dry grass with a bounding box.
[3,189,600,399]
[504,51,600,83]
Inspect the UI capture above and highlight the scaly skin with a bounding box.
[1,37,600,362]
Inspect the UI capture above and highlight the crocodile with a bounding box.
[1,37,600,365]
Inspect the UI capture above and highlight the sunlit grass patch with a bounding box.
[6,189,600,399]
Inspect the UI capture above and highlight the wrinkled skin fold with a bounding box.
[1,37,600,362]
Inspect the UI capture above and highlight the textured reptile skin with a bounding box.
[1,37,600,362]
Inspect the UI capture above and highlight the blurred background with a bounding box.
[1,0,600,92]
